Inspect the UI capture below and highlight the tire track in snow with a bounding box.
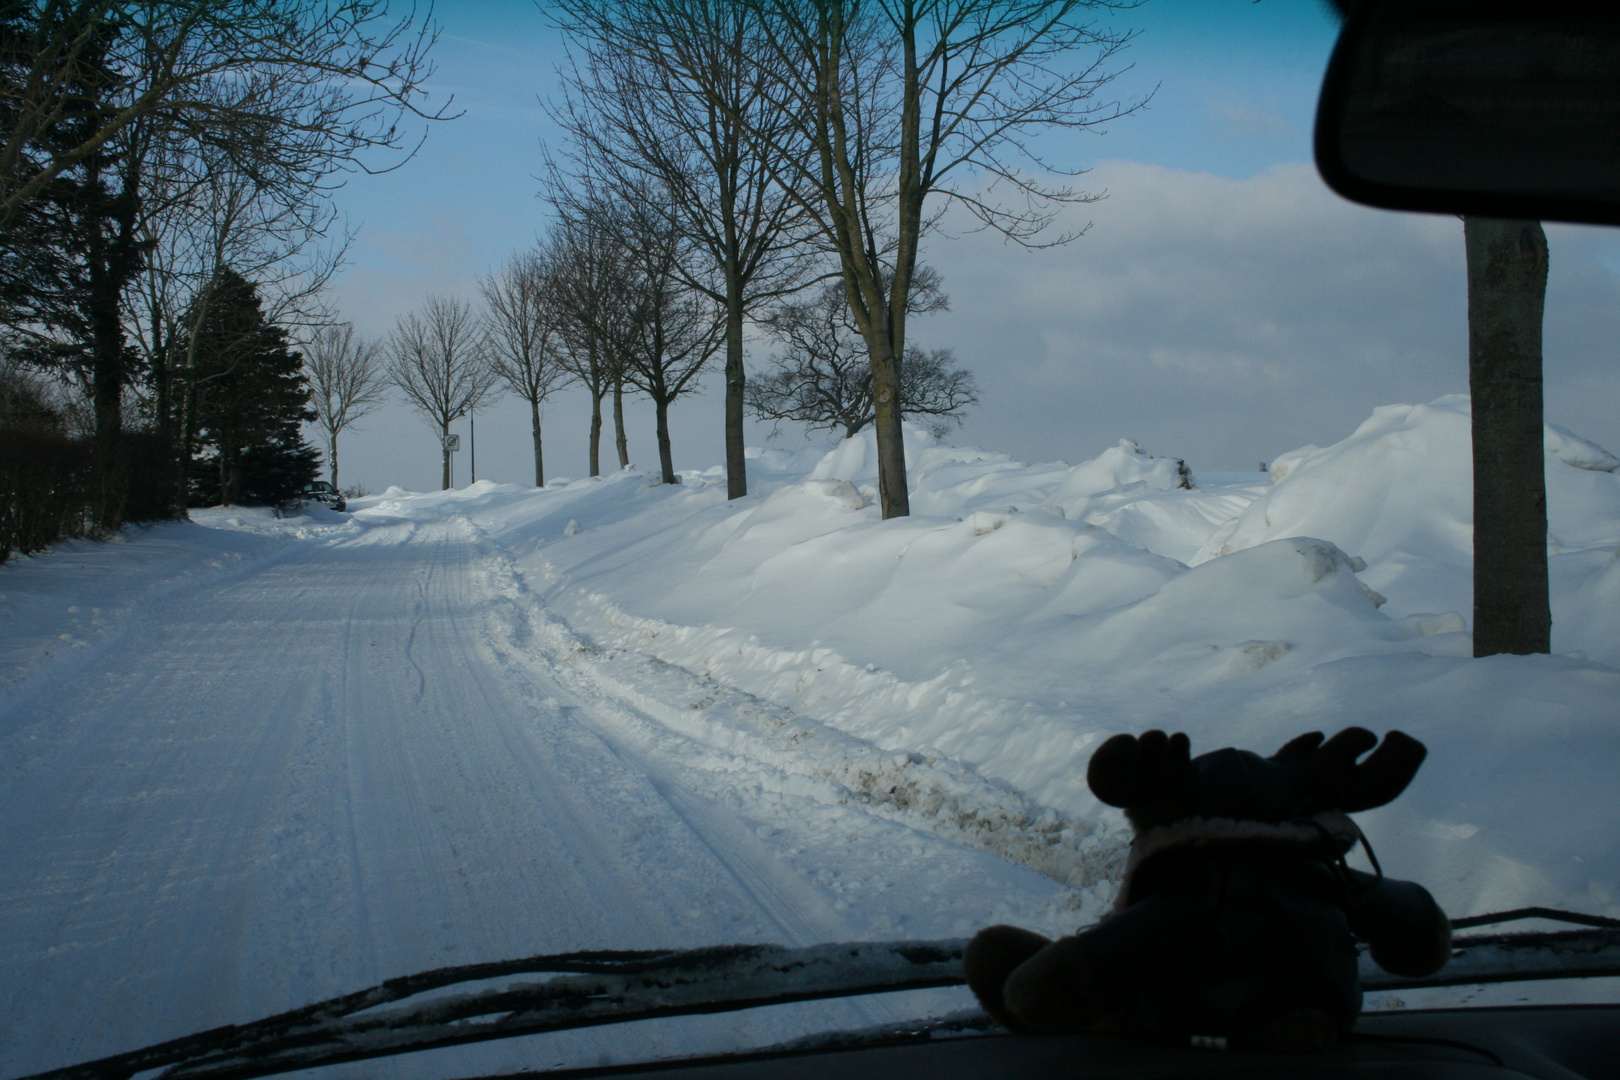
[554,705,852,949]
[413,510,1087,947]
[456,513,1125,908]
[442,516,858,949]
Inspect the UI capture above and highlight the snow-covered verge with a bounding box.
[0,507,341,707]
[410,398,1620,925]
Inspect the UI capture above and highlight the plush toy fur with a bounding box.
[964,727,1451,1051]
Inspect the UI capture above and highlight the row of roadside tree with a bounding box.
[3,0,1140,561]
[357,0,1131,505]
[0,0,447,559]
[539,0,1140,516]
[347,231,980,495]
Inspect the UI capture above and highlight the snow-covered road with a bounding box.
[0,508,1067,1078]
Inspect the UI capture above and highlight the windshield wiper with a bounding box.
[19,909,1620,1080]
[19,940,965,1080]
[1363,907,1620,993]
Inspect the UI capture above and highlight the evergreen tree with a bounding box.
[236,435,323,507]
[0,6,145,458]
[183,268,317,505]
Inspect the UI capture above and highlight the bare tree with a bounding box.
[750,342,977,440]
[387,295,497,490]
[550,0,815,499]
[479,250,568,487]
[304,322,385,490]
[748,275,974,438]
[1,0,450,229]
[544,209,638,477]
[726,0,1144,518]
[612,192,725,485]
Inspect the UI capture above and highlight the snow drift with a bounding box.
[6,396,1619,945]
[1193,396,1620,647]
[431,397,1620,926]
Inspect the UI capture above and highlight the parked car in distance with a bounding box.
[276,481,348,516]
[301,481,347,512]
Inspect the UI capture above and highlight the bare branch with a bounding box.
[1,0,457,229]
[304,321,385,489]
[387,295,498,489]
[479,249,570,485]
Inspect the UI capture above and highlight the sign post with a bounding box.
[444,433,460,488]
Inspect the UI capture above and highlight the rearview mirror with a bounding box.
[1315,1,1620,226]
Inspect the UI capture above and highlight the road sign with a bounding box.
[443,434,461,451]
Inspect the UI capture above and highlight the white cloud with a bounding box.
[924,160,1620,471]
[326,159,1620,493]
[1205,96,1291,139]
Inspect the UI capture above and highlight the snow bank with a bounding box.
[1191,396,1620,658]
[424,404,1620,924]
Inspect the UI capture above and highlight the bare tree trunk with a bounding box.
[725,289,747,498]
[655,396,678,484]
[218,445,243,507]
[868,337,909,518]
[88,241,126,448]
[176,377,196,511]
[88,188,131,530]
[613,377,630,469]
[1464,217,1551,657]
[329,435,340,490]
[588,390,603,477]
[530,399,545,486]
[440,420,451,489]
[151,329,181,518]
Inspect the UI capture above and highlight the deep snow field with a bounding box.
[2,394,1618,1077]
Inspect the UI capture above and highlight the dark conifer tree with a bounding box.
[1,8,156,533]
[183,269,318,506]
[236,437,324,507]
[0,7,144,447]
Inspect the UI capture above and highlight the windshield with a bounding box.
[1,2,1617,1079]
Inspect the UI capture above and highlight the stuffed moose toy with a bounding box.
[964,727,1451,1051]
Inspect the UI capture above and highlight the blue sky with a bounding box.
[321,1,1620,492]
